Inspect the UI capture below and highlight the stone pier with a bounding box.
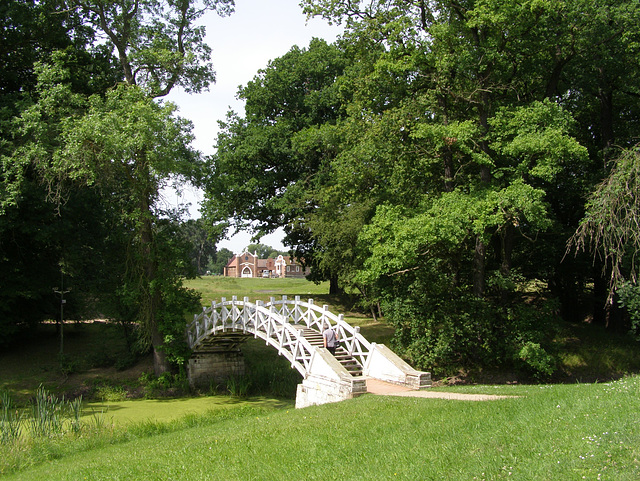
[187,333,249,389]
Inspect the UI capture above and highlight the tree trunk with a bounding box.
[329,276,342,295]
[598,85,614,158]
[592,261,607,327]
[152,327,170,377]
[473,235,486,297]
[500,222,515,278]
[139,185,171,376]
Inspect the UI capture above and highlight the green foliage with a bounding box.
[245,243,288,259]
[24,386,86,440]
[617,282,640,339]
[571,145,640,299]
[203,38,348,236]
[94,385,127,403]
[138,372,190,398]
[207,247,234,275]
[179,219,218,275]
[71,0,234,98]
[30,386,65,437]
[383,288,560,377]
[1,0,236,374]
[225,375,251,398]
[517,342,557,380]
[0,390,23,444]
[57,354,82,377]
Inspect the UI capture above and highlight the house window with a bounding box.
[296,266,300,272]
[287,266,290,272]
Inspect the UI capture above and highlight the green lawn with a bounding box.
[2,376,639,480]
[186,276,331,306]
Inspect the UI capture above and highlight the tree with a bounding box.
[180,218,217,275]
[208,247,233,275]
[203,38,348,238]
[245,243,287,259]
[205,0,640,375]
[72,0,234,98]
[570,145,640,299]
[0,0,122,347]
[10,0,235,375]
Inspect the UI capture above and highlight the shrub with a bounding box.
[383,286,560,378]
[618,282,640,338]
[516,341,557,380]
[0,390,23,444]
[226,375,251,398]
[138,372,190,398]
[94,385,127,402]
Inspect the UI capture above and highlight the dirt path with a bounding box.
[366,379,517,401]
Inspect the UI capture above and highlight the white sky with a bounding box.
[162,0,343,254]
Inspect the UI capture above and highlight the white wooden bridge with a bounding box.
[186,296,431,408]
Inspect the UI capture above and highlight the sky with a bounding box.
[163,0,343,254]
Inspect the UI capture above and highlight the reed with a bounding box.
[29,386,65,438]
[0,390,22,444]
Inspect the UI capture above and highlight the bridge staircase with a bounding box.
[186,296,430,408]
[298,327,364,377]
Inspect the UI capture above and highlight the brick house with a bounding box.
[223,250,310,278]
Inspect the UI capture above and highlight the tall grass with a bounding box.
[0,391,22,444]
[29,386,66,437]
[0,386,86,444]
[2,376,639,480]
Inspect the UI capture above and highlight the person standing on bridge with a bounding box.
[323,323,339,355]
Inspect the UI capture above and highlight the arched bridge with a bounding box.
[186,296,431,408]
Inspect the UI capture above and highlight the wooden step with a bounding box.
[296,327,364,376]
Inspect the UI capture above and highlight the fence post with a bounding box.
[267,305,276,345]
[243,296,250,332]
[308,299,314,328]
[294,296,301,324]
[221,297,227,331]
[255,300,263,339]
[281,295,288,320]
[232,295,238,327]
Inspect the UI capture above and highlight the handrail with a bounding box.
[266,296,372,367]
[187,295,374,376]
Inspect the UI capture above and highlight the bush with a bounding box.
[516,341,557,380]
[618,282,640,338]
[138,372,190,398]
[94,385,127,402]
[383,286,560,378]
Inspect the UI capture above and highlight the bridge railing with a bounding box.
[187,295,374,372]
[187,296,318,376]
[267,296,372,368]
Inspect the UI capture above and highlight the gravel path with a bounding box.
[366,378,516,401]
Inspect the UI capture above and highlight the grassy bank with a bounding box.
[2,376,639,480]
[186,276,331,306]
[2,277,640,478]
